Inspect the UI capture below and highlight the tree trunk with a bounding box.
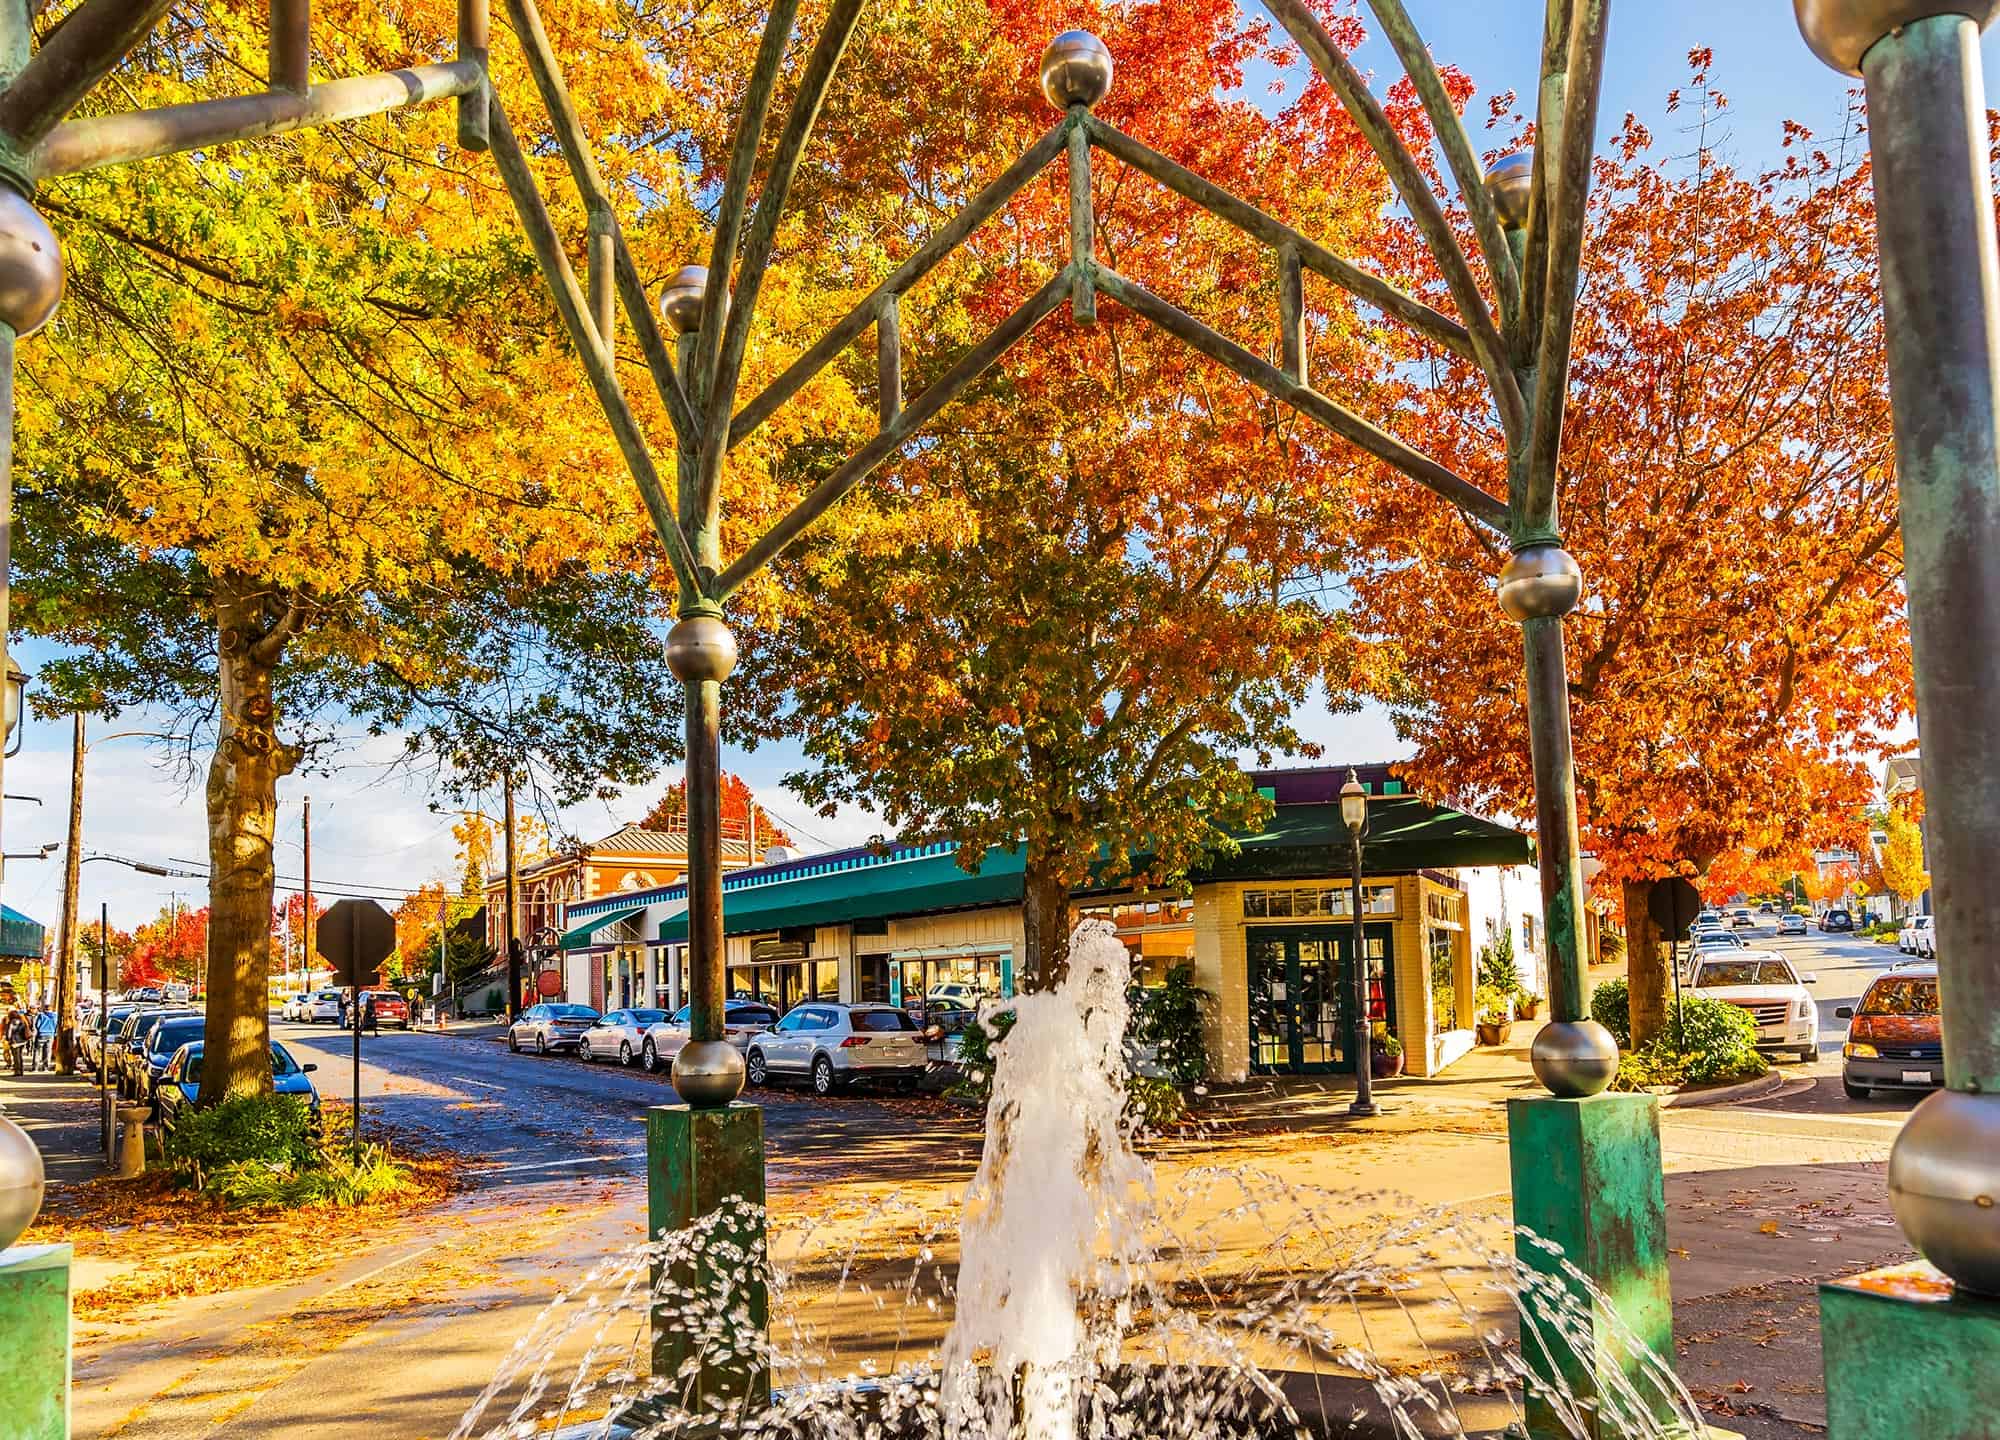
[1623,877,1670,1052]
[1019,855,1074,993]
[53,711,83,1073]
[198,578,299,1105]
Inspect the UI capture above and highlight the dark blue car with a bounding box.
[139,1015,207,1098]
[153,1040,319,1128]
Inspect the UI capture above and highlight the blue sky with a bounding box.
[5,1,1950,932]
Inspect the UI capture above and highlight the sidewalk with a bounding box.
[1,1067,110,1186]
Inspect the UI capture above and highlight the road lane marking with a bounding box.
[449,1075,504,1090]
[481,1152,647,1175]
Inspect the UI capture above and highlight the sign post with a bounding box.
[1648,877,1703,1051]
[314,898,395,1161]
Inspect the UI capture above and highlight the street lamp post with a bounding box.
[1339,771,1378,1118]
[1794,0,2000,1303]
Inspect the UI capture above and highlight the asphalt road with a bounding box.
[1682,916,1930,1116]
[269,1016,981,1194]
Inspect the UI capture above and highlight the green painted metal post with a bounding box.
[646,1103,768,1412]
[1508,1095,1675,1440]
[1821,1264,2000,1439]
[0,1243,71,1439]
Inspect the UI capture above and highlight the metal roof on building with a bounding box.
[618,766,1528,947]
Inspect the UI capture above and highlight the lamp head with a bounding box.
[1039,31,1114,110]
[1483,151,1534,231]
[1339,768,1369,833]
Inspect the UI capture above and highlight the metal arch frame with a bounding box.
[0,0,1614,1086]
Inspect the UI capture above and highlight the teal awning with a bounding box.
[0,905,42,960]
[1192,800,1531,883]
[655,846,1026,945]
[558,906,643,950]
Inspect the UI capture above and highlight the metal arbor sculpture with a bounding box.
[469,0,1624,1111]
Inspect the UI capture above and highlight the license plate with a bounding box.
[1903,1069,1933,1084]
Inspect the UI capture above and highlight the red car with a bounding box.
[357,990,410,1029]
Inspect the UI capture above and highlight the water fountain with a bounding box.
[453,923,1707,1440]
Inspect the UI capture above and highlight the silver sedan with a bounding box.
[578,1008,668,1066]
[641,1001,780,1072]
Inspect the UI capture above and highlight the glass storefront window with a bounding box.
[1242,885,1397,920]
[1075,896,1196,986]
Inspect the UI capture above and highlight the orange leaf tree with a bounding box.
[1344,74,1910,1049]
[737,0,1402,984]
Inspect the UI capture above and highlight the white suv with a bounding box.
[1687,953,1819,1064]
[1899,914,1935,957]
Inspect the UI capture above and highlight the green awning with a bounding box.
[558,906,644,949]
[1192,799,1531,883]
[0,905,43,960]
[655,846,1026,945]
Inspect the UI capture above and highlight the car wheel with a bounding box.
[642,1038,658,1073]
[618,1040,633,1067]
[579,1038,593,1063]
[508,1029,520,1053]
[1842,1074,1870,1100]
[746,1049,769,1087]
[536,1032,548,1056]
[1799,1046,1818,1065]
[811,1055,836,1096]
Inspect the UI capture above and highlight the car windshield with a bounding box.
[1698,960,1796,987]
[852,1009,918,1032]
[1860,977,1939,1016]
[150,1019,204,1053]
[549,1005,596,1019]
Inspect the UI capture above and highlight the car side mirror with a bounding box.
[1802,973,1818,984]
[1835,1006,1854,1019]
[302,1063,318,1072]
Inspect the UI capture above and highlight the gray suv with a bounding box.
[746,1003,928,1095]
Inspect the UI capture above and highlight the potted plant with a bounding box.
[1370,1029,1405,1078]
[1514,989,1542,1020]
[1474,984,1514,1046]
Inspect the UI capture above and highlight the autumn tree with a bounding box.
[638,773,795,853]
[738,0,1404,984]
[13,0,741,1102]
[1341,68,1909,1050]
[1879,805,1928,915]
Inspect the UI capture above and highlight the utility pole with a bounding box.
[52,709,82,1071]
[503,773,522,1020]
[301,794,313,984]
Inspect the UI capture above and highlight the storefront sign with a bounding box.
[750,938,808,963]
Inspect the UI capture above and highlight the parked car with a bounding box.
[81,1005,140,1071]
[1836,965,1940,1100]
[155,1040,318,1128]
[137,1014,207,1100]
[164,983,192,1003]
[1758,902,1776,915]
[745,1003,929,1095]
[1686,954,1819,1064]
[348,990,410,1029]
[579,1008,668,1066]
[509,1002,600,1055]
[1694,909,1724,930]
[113,1007,196,1094]
[126,985,165,1003]
[1729,907,1754,929]
[1818,908,1855,932]
[1898,914,1935,958]
[279,992,313,1022]
[925,982,988,1011]
[304,989,345,1023]
[641,1001,781,1072]
[1777,913,1809,937]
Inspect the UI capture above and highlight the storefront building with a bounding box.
[552,765,1537,1080]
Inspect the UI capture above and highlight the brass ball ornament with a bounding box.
[1497,544,1584,622]
[0,188,63,339]
[1887,1088,2000,1294]
[665,614,739,684]
[659,264,724,336]
[1484,151,1534,231]
[1793,0,2000,75]
[1040,31,1115,111]
[672,1038,747,1108]
[1530,1019,1619,1098]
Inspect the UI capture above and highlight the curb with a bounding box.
[1658,1068,1786,1109]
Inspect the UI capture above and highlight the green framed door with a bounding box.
[1247,924,1395,1075]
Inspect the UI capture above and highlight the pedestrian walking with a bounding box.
[31,1007,55,1071]
[3,1009,27,1077]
